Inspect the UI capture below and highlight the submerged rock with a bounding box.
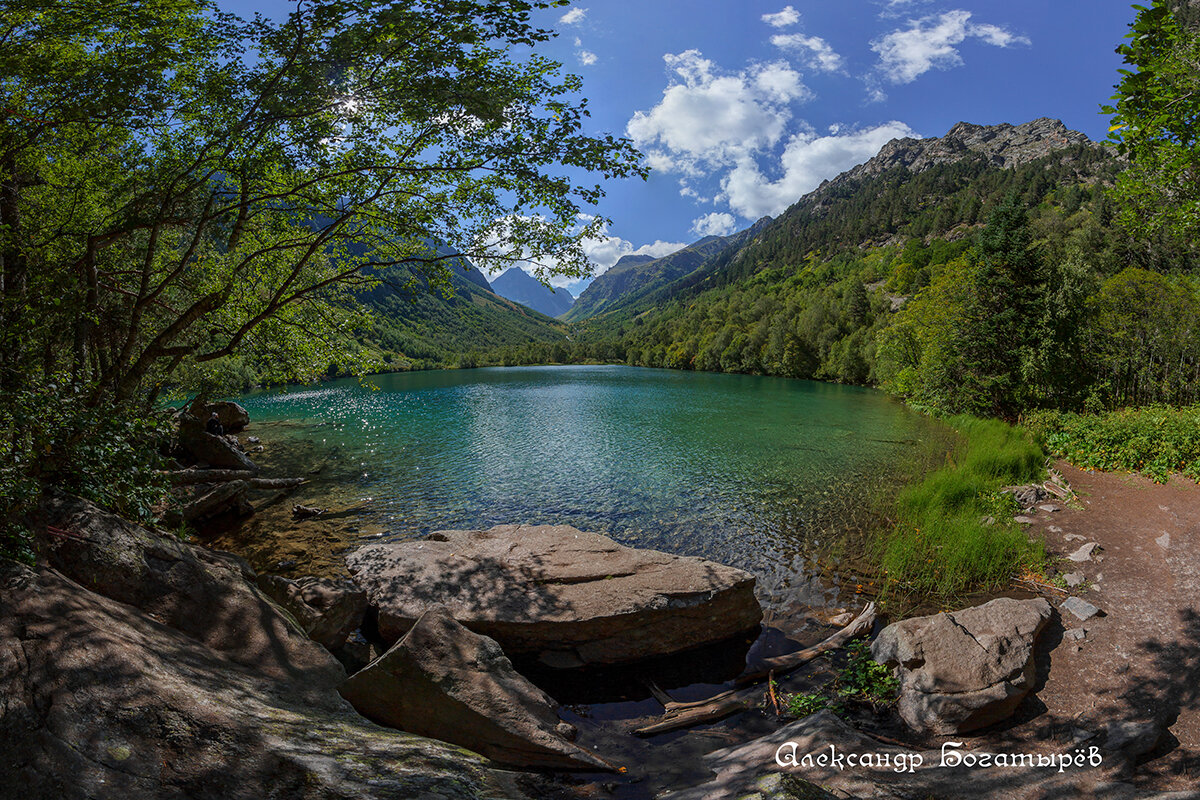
[872,597,1052,734]
[345,524,762,667]
[340,606,611,771]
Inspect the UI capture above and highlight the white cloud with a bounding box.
[578,50,597,66]
[721,121,919,219]
[877,0,932,17]
[871,10,1030,84]
[771,33,845,73]
[559,7,586,25]
[576,232,686,285]
[762,6,800,28]
[691,212,737,237]
[627,50,810,175]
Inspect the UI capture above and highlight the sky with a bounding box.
[244,1,1138,294]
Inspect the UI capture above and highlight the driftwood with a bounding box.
[165,480,253,526]
[737,602,876,685]
[633,603,877,737]
[292,504,326,519]
[248,477,306,489]
[164,468,256,485]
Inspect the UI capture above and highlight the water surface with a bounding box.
[229,365,947,614]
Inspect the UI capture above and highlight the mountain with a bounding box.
[489,267,575,317]
[352,251,568,369]
[563,224,769,322]
[570,118,1123,389]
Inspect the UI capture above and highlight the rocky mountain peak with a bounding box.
[839,118,1093,185]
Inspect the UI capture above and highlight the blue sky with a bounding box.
[241,1,1137,293]
[523,0,1135,292]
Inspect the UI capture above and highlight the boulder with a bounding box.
[257,574,368,651]
[39,494,342,692]
[0,562,532,800]
[178,427,260,472]
[871,597,1052,734]
[339,606,611,771]
[205,400,251,433]
[345,524,762,666]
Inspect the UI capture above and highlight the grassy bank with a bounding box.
[877,416,1047,600]
[1026,405,1200,484]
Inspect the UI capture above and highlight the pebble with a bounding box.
[1064,628,1087,642]
[1068,542,1102,562]
[1156,532,1171,550]
[1063,572,1085,588]
[1038,503,1061,513]
[1062,595,1103,622]
[1049,525,1064,533]
[1065,533,1086,542]
[1014,515,1037,524]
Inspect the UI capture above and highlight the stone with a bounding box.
[1063,572,1085,588]
[202,399,251,432]
[339,606,610,771]
[1061,596,1103,622]
[346,524,762,666]
[1014,515,1037,524]
[178,427,260,472]
[257,574,368,651]
[1103,719,1166,761]
[1064,532,1085,541]
[1157,532,1171,550]
[1049,525,1064,533]
[1004,484,1048,509]
[38,494,342,691]
[871,597,1052,734]
[1038,503,1061,513]
[827,611,855,627]
[1064,628,1087,642]
[1068,542,1102,562]
[0,562,529,800]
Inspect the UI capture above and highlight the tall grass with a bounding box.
[878,416,1046,599]
[1025,405,1200,483]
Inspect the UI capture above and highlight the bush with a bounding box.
[0,382,172,561]
[877,416,1047,598]
[1026,405,1200,483]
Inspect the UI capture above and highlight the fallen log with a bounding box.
[164,469,256,485]
[165,480,253,526]
[248,477,307,490]
[737,602,876,685]
[632,602,877,737]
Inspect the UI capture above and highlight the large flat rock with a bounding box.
[346,524,762,667]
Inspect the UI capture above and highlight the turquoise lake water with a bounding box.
[236,365,947,612]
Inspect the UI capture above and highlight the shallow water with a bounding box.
[227,365,948,616]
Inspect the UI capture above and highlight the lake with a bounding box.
[227,365,948,616]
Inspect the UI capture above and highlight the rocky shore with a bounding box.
[6,409,1200,800]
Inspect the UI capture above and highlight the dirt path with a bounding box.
[1002,461,1200,789]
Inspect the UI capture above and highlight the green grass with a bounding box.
[877,415,1047,599]
[1025,405,1200,484]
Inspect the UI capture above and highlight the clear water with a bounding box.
[234,365,947,613]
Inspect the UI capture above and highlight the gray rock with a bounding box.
[346,524,762,666]
[1103,719,1166,761]
[339,606,610,771]
[1014,515,1037,524]
[203,400,251,432]
[178,427,260,472]
[257,574,368,652]
[1003,484,1048,509]
[1068,542,1102,562]
[872,597,1052,734]
[1157,532,1171,550]
[1064,532,1085,541]
[1063,572,1085,588]
[1038,503,1061,513]
[1062,596,1103,622]
[1064,628,1087,642]
[1049,525,1064,533]
[1,562,529,800]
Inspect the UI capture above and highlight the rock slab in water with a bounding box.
[257,574,368,651]
[0,562,530,800]
[345,524,762,666]
[872,597,1052,734]
[339,606,610,771]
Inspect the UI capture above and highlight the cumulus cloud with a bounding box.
[559,7,586,25]
[771,33,845,73]
[721,121,918,219]
[578,50,597,66]
[877,0,933,17]
[872,10,1030,84]
[578,233,686,283]
[691,212,737,237]
[761,5,800,28]
[627,50,810,175]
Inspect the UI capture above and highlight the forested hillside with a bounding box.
[562,116,1200,418]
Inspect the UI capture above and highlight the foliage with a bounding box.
[1026,404,1200,483]
[877,416,1046,598]
[0,0,641,548]
[1102,0,1200,261]
[780,640,898,720]
[784,692,828,717]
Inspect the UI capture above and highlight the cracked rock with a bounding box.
[871,597,1052,734]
